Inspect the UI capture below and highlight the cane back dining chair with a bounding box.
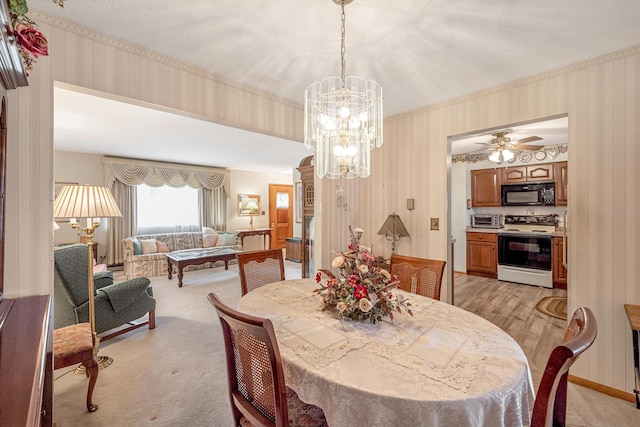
[389,254,446,300]
[236,249,285,296]
[207,293,327,427]
[531,306,597,427]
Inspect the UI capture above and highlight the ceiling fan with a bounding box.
[470,131,543,164]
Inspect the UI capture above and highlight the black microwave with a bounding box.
[501,182,555,206]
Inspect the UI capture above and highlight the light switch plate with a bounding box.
[430,217,439,230]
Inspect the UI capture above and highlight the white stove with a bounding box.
[497,215,557,288]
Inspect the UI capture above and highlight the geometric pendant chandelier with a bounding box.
[304,0,383,179]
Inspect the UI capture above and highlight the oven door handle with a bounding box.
[562,209,568,269]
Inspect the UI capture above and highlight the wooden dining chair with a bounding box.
[530,306,597,427]
[53,322,99,412]
[207,293,327,427]
[236,249,285,296]
[389,254,446,300]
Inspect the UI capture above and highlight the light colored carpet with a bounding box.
[53,262,302,426]
[54,264,639,426]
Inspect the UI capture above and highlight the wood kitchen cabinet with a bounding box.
[502,163,554,183]
[470,169,501,207]
[552,236,567,289]
[466,231,497,278]
[554,161,568,206]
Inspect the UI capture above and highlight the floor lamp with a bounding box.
[53,184,123,370]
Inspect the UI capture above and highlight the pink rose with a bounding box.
[15,24,48,58]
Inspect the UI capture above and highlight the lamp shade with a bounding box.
[377,213,410,238]
[245,200,259,212]
[53,185,122,219]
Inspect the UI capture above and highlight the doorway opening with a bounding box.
[446,114,569,304]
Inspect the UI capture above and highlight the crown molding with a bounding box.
[31,10,303,111]
[389,44,640,122]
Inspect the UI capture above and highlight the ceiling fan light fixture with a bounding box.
[303,0,383,179]
[502,148,515,161]
[489,148,514,164]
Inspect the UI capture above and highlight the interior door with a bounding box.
[268,184,293,249]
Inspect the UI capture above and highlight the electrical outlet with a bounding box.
[430,217,439,230]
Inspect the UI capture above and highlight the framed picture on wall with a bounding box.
[237,194,261,216]
[295,181,302,223]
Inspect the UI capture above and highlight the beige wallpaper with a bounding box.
[5,11,640,394]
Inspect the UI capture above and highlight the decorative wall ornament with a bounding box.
[8,0,64,75]
[452,144,568,163]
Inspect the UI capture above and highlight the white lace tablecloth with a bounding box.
[237,279,535,427]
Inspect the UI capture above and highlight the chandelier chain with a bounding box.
[340,1,346,83]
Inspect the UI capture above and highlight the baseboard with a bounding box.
[568,375,636,403]
[453,270,467,275]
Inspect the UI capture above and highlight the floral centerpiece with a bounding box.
[314,226,412,323]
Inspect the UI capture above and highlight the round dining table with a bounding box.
[237,279,535,427]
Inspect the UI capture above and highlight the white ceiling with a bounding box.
[33,0,640,167]
[53,86,311,174]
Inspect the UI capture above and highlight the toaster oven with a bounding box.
[471,214,502,229]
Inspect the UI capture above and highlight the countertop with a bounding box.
[466,226,566,237]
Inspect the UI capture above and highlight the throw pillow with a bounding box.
[215,234,225,246]
[141,239,158,254]
[202,226,216,235]
[131,238,143,255]
[156,241,170,253]
[220,232,237,246]
[203,234,217,248]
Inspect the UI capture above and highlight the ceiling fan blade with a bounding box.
[511,144,544,151]
[513,136,542,144]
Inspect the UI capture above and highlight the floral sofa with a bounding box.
[122,230,241,279]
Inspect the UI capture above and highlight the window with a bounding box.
[136,184,200,234]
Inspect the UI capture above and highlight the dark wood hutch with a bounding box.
[297,156,315,278]
[0,1,53,425]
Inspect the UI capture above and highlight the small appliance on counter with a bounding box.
[471,213,502,229]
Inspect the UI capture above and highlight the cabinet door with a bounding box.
[502,166,527,183]
[554,161,568,206]
[466,233,497,277]
[502,163,554,183]
[552,236,567,289]
[527,164,554,181]
[471,169,501,207]
[467,241,497,276]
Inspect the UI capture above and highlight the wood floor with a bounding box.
[454,273,567,372]
[453,273,640,426]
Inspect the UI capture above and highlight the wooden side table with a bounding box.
[235,228,272,250]
[624,304,640,409]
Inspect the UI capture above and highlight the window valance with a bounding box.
[103,156,230,196]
